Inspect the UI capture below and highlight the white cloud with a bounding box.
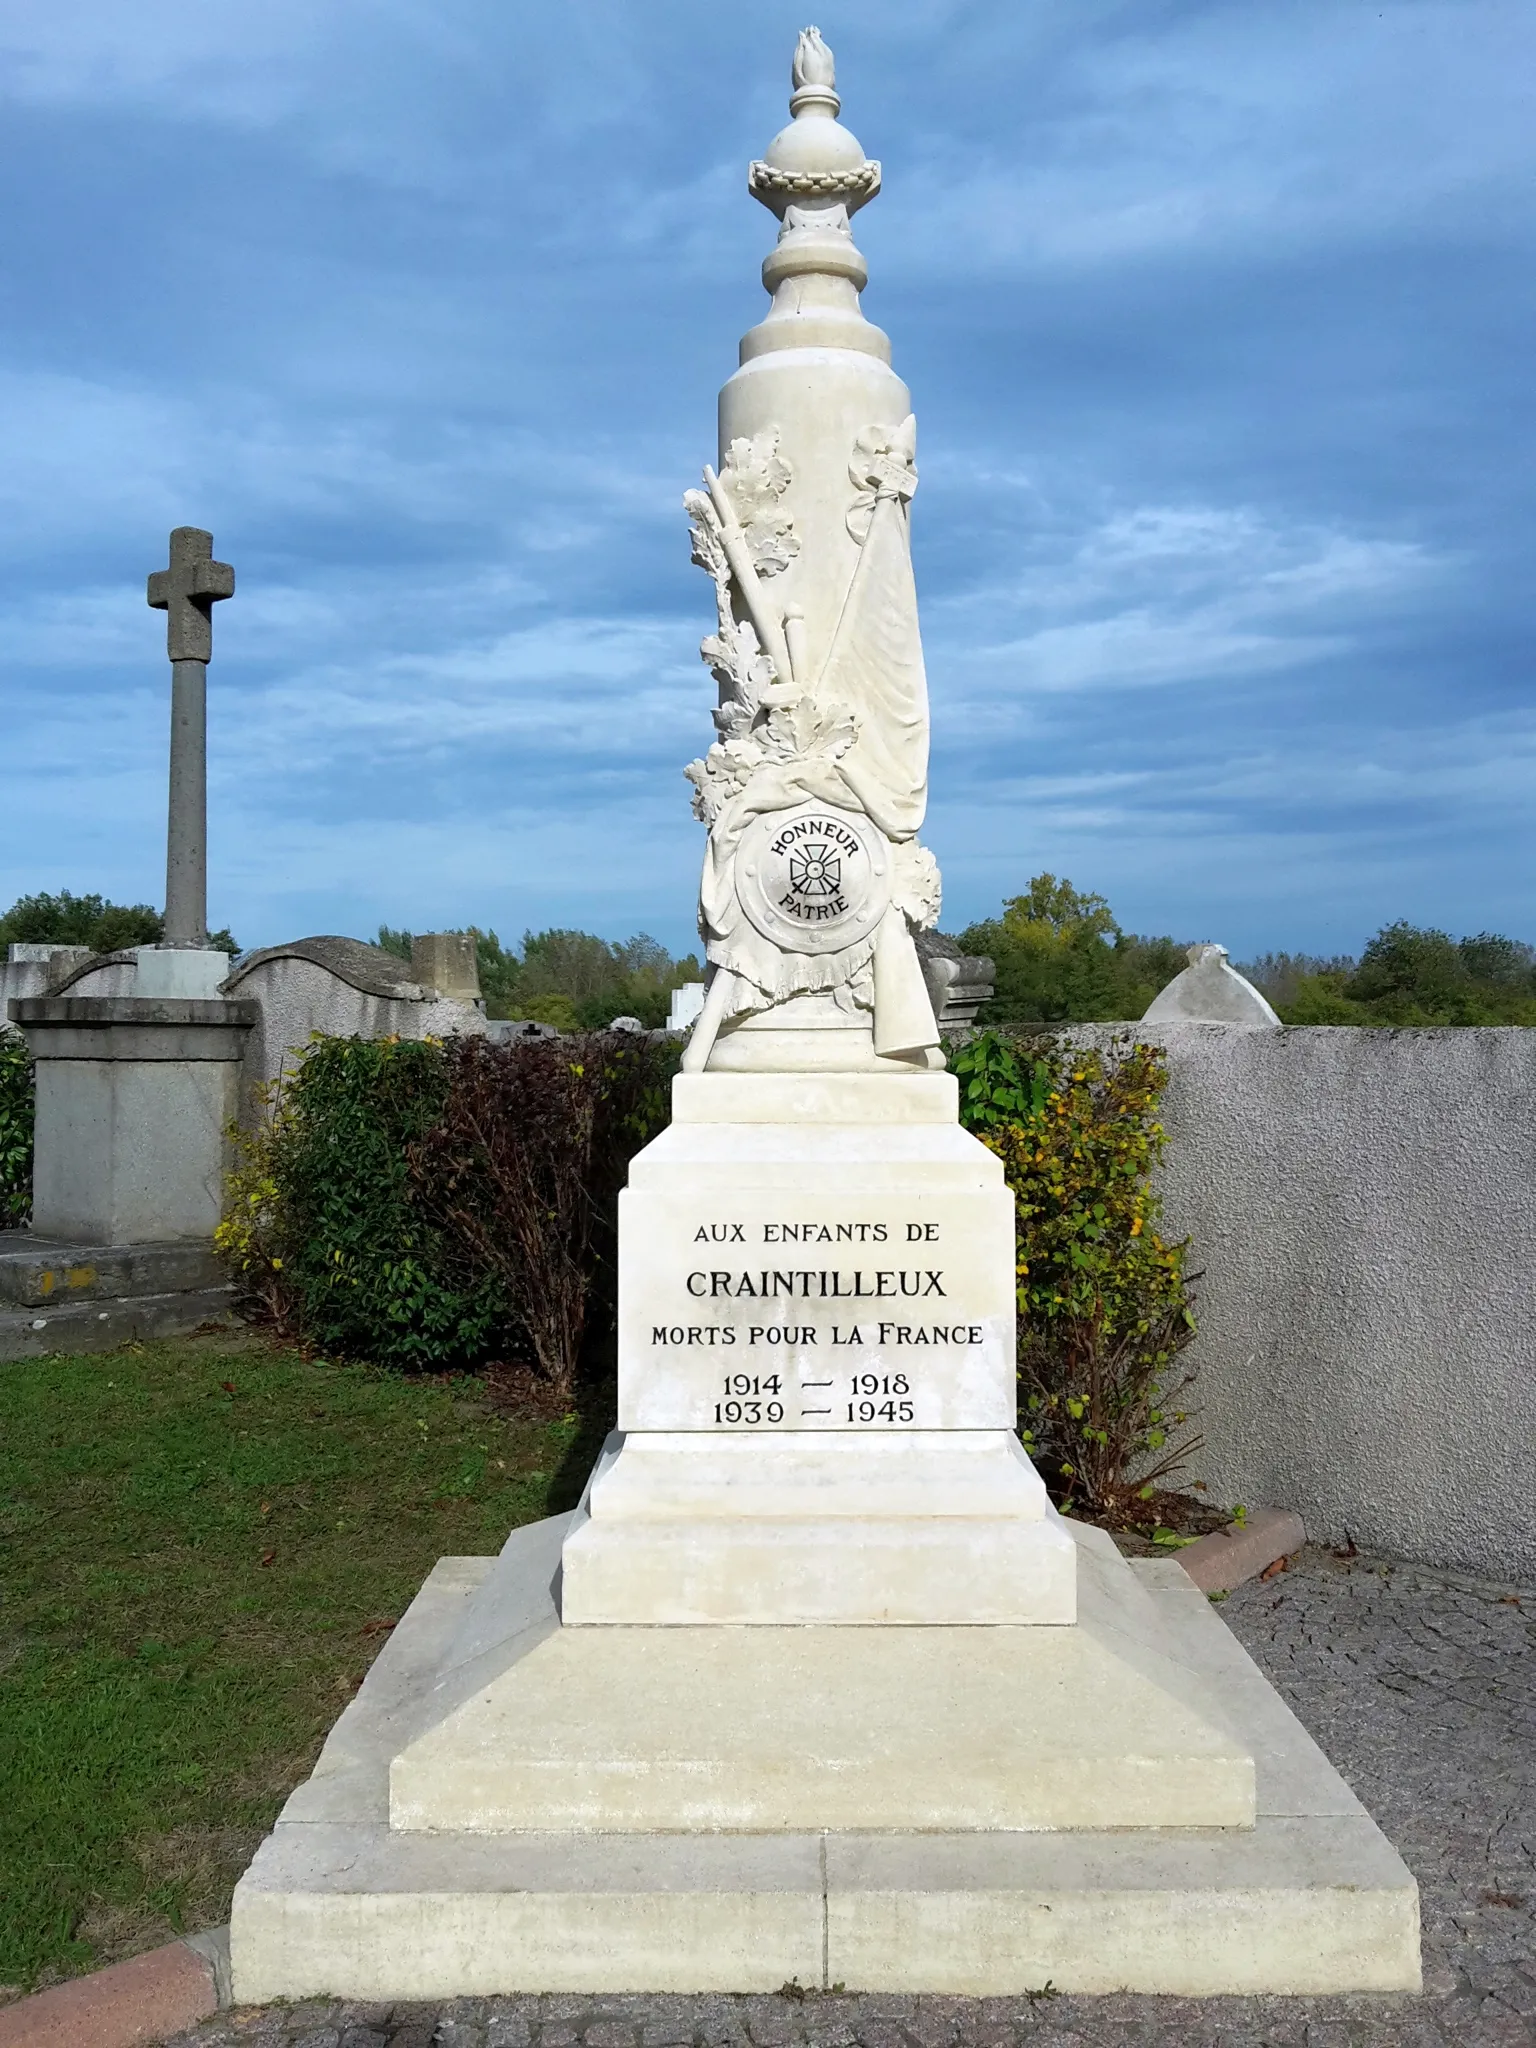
[1,2,1530,959]
[233,615,698,768]
[929,705,1536,953]
[0,0,326,123]
[886,1,1536,273]
[926,496,1438,705]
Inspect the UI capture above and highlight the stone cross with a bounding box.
[147,527,234,948]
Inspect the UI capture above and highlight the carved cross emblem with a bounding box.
[789,841,842,899]
[147,526,235,664]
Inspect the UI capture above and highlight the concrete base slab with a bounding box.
[230,1514,1420,2000]
[0,1232,227,1306]
[0,1232,236,1359]
[391,1513,1250,1832]
[0,1286,236,1360]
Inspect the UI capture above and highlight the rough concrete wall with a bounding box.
[31,1056,240,1243]
[236,957,483,1120]
[48,958,140,999]
[1,961,49,1025]
[1075,1024,1536,1580]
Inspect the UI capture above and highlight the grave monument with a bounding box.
[138,526,239,996]
[3,529,254,1356]
[231,34,1419,1997]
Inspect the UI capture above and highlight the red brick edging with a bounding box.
[0,1932,224,2048]
[1177,1507,1307,1594]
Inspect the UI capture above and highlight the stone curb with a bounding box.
[0,1289,237,1363]
[1177,1507,1306,1594]
[0,1929,228,2048]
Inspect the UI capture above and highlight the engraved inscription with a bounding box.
[618,1192,1017,1434]
[733,802,892,956]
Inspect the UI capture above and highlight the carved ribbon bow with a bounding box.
[847,417,918,542]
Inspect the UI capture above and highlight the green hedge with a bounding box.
[222,1020,1193,1499]
[221,1030,677,1393]
[0,1033,33,1228]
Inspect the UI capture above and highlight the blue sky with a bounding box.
[1,0,1531,961]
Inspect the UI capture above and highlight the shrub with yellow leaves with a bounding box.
[950,1030,1199,1520]
[215,1073,298,1332]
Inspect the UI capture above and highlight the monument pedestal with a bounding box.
[393,1503,1249,1834]
[562,1430,1075,1625]
[230,1512,1420,2001]
[563,1071,1074,1626]
[230,1066,1420,1998]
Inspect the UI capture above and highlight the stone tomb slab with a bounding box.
[229,1513,1420,2001]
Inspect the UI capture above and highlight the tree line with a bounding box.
[957,875,1536,1027]
[0,891,238,956]
[376,925,702,1032]
[6,883,1533,1028]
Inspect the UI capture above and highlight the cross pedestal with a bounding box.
[145,527,234,986]
[1,527,249,1362]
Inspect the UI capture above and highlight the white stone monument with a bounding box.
[1142,942,1282,1026]
[556,25,1070,1625]
[231,34,1419,1999]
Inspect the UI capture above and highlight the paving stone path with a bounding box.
[170,1547,1536,2048]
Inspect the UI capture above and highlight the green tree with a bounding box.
[1459,932,1536,989]
[1243,926,1536,1025]
[376,922,702,1029]
[959,875,1186,1025]
[1,891,161,952]
[1001,874,1119,944]
[0,892,236,955]
[1350,922,1469,1021]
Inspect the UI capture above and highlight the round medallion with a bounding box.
[735,802,891,955]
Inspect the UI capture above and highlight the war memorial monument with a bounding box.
[230,33,1419,2000]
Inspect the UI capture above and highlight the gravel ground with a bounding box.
[169,1545,1536,2048]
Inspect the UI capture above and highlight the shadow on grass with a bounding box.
[547,1376,617,1514]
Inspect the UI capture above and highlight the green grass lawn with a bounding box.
[0,1330,605,1993]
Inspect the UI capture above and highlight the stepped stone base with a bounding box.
[562,1429,1077,1626]
[391,1510,1250,1834]
[230,1512,1420,2001]
[0,1232,235,1359]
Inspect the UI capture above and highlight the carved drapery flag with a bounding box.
[817,417,928,842]
[680,29,943,1069]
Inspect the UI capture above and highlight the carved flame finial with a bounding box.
[793,26,836,93]
[751,26,879,221]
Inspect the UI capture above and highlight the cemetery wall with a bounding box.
[223,941,485,1120]
[0,944,95,1024]
[1081,1023,1536,1582]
